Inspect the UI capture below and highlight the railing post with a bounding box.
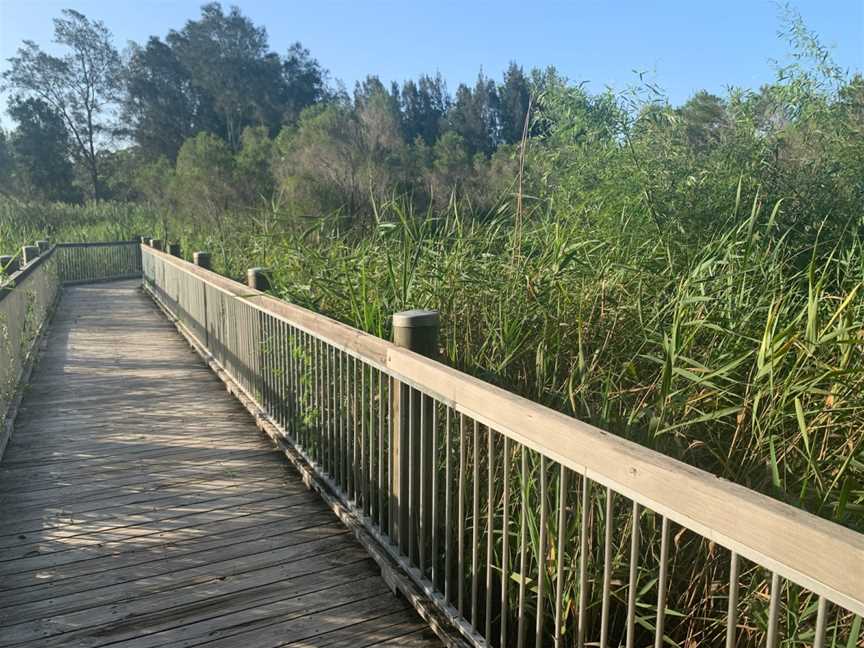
[167,243,181,258]
[0,255,19,275]
[247,267,271,292]
[390,309,439,559]
[149,239,163,251]
[22,245,40,266]
[193,251,212,270]
[36,240,50,253]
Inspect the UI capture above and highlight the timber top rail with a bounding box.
[0,238,862,648]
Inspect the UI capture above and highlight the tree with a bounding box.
[166,3,287,148]
[400,73,449,145]
[6,97,77,201]
[123,37,218,160]
[124,4,327,155]
[2,10,121,199]
[498,63,531,144]
[0,129,12,196]
[679,91,729,153]
[356,84,408,202]
[235,126,275,206]
[448,73,500,156]
[175,132,236,216]
[428,130,471,200]
[274,104,365,218]
[282,43,328,124]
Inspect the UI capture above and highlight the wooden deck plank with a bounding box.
[0,281,440,647]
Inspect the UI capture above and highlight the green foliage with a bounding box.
[2,9,121,200]
[175,132,236,219]
[5,97,78,202]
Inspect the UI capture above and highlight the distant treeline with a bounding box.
[1,3,543,211]
[1,2,862,243]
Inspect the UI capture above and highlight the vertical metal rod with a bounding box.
[813,596,828,648]
[431,400,439,589]
[578,477,590,648]
[330,343,337,477]
[485,425,495,641]
[725,551,739,648]
[626,502,640,648]
[353,355,359,503]
[471,419,480,627]
[517,446,528,648]
[554,466,568,647]
[339,351,351,497]
[409,388,416,563]
[766,572,780,648]
[418,393,426,573]
[500,435,511,648]
[361,359,367,511]
[387,375,393,539]
[445,407,454,605]
[343,351,349,490]
[367,364,374,517]
[535,456,548,648]
[289,326,297,445]
[378,369,385,530]
[458,413,467,617]
[654,516,670,648]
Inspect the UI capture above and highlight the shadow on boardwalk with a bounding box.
[0,280,440,647]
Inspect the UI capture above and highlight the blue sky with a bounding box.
[0,0,862,129]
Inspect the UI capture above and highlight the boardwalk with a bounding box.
[0,281,440,647]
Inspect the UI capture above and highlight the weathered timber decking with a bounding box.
[0,281,441,647]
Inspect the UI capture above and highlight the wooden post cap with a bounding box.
[392,309,440,329]
[193,252,212,269]
[36,240,50,252]
[0,255,19,275]
[392,309,439,358]
[247,267,271,291]
[168,242,181,257]
[22,245,40,265]
[149,239,163,251]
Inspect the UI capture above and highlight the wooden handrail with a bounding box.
[141,244,864,617]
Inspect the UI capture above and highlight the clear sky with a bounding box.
[0,0,862,129]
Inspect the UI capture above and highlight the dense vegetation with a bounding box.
[2,4,863,645]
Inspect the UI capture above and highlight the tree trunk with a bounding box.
[90,160,100,201]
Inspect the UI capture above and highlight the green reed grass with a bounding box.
[4,192,862,646]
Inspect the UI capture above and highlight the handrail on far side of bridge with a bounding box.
[0,240,144,459]
[139,242,864,648]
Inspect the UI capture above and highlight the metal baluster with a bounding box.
[725,551,739,648]
[654,516,670,648]
[471,419,480,627]
[500,435,511,648]
[626,502,640,648]
[766,572,781,648]
[458,413,466,617]
[517,445,528,648]
[554,465,568,648]
[485,425,495,640]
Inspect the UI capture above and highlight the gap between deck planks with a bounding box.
[0,280,441,648]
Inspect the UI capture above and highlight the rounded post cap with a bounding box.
[392,309,439,328]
